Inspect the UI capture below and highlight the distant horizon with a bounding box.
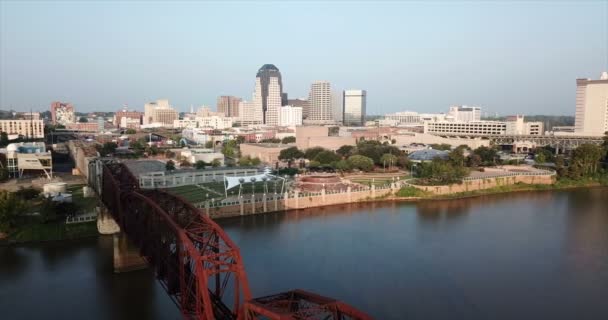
[1,1,606,115]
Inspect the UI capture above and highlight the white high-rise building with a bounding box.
[343,90,367,126]
[238,100,262,126]
[265,77,282,126]
[279,106,303,127]
[448,106,481,122]
[308,81,333,122]
[574,72,608,136]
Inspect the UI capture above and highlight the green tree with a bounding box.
[0,132,8,147]
[130,140,145,154]
[250,157,261,166]
[0,168,8,182]
[397,155,411,169]
[535,152,547,164]
[211,159,221,167]
[98,142,118,156]
[125,128,136,134]
[603,131,608,161]
[447,148,466,167]
[281,136,296,144]
[314,150,341,165]
[195,160,207,169]
[239,156,252,166]
[79,117,88,123]
[236,136,246,144]
[304,147,326,160]
[417,159,467,185]
[222,145,236,158]
[180,159,192,167]
[571,143,603,176]
[347,155,374,172]
[555,155,567,177]
[204,141,214,149]
[279,146,304,167]
[380,153,398,170]
[334,159,351,173]
[473,146,498,166]
[336,145,356,158]
[165,160,176,171]
[467,154,482,168]
[0,191,24,232]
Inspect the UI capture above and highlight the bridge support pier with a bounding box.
[97,206,120,235]
[113,232,147,273]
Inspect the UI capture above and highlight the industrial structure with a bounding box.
[92,160,371,320]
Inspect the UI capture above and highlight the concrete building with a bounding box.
[332,90,343,123]
[173,116,232,130]
[278,106,303,127]
[50,101,75,125]
[2,142,52,179]
[295,126,356,151]
[114,108,143,128]
[256,64,286,124]
[288,98,310,119]
[448,105,481,122]
[217,96,242,117]
[0,119,45,139]
[179,148,224,166]
[237,100,263,126]
[393,132,490,149]
[425,121,507,135]
[144,99,178,127]
[264,77,282,126]
[505,115,544,136]
[65,122,100,132]
[384,111,421,125]
[196,106,223,118]
[181,128,209,145]
[15,112,41,120]
[574,72,608,136]
[240,143,290,164]
[308,81,333,122]
[343,90,366,126]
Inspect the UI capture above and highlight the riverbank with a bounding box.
[393,177,607,201]
[0,221,98,246]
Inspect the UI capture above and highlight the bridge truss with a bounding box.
[98,161,371,320]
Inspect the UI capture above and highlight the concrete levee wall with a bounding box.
[409,174,555,195]
[204,186,396,219]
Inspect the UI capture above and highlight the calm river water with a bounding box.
[1,188,607,320]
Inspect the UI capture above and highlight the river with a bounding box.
[1,188,607,319]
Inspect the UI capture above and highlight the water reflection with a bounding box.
[1,188,607,320]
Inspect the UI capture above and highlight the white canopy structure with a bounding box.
[223,167,285,197]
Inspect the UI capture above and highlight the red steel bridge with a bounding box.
[97,161,372,320]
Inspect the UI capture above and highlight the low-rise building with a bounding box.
[425,121,507,136]
[0,119,45,139]
[178,148,224,165]
[66,122,100,132]
[2,142,52,179]
[240,143,290,164]
[295,126,356,151]
[114,109,143,128]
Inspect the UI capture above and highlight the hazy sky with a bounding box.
[1,1,607,115]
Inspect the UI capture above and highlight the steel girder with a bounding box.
[100,163,372,320]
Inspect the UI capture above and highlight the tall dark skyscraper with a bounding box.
[256,64,286,123]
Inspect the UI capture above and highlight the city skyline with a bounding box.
[1,1,607,115]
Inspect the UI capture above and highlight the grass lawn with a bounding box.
[351,176,408,186]
[166,181,283,204]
